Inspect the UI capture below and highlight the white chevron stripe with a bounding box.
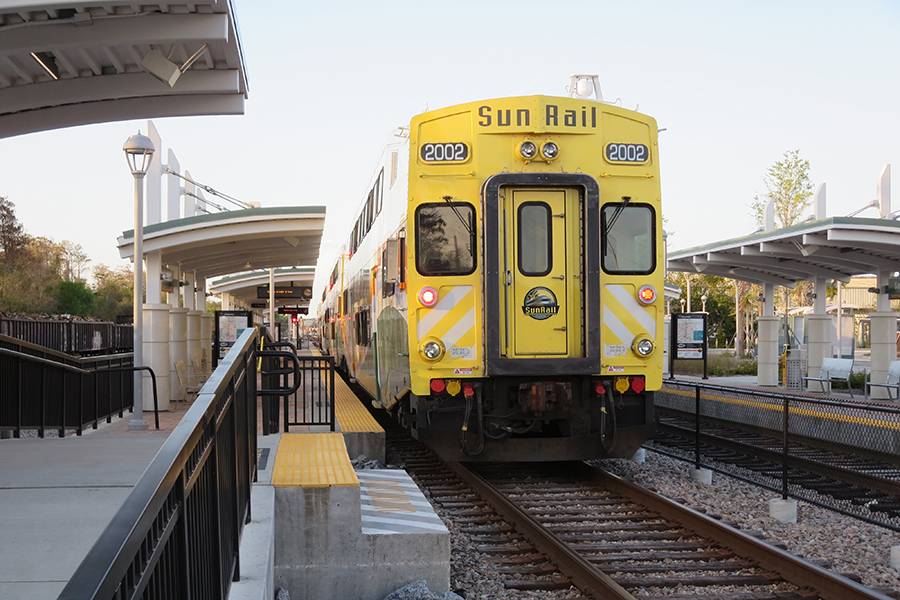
[442,307,475,347]
[606,284,656,334]
[603,305,635,347]
[416,286,472,341]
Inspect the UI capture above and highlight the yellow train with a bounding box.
[319,77,663,461]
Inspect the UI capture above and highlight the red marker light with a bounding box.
[637,285,657,305]
[418,286,439,307]
[431,379,446,393]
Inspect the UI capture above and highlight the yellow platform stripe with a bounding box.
[664,387,900,431]
[272,433,359,487]
[335,380,384,433]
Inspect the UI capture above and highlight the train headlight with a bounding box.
[420,338,445,361]
[518,141,537,160]
[634,337,654,357]
[418,286,439,307]
[637,285,657,305]
[541,141,559,160]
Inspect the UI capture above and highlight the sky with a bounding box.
[1,0,898,309]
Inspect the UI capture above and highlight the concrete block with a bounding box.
[344,431,386,464]
[769,498,797,524]
[630,448,646,463]
[892,546,900,570]
[689,468,712,484]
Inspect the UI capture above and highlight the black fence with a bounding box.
[259,341,335,435]
[0,335,134,437]
[60,327,259,600]
[653,380,900,531]
[0,316,133,355]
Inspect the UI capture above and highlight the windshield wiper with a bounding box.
[604,195,631,235]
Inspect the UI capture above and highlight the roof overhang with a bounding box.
[0,1,248,139]
[209,267,315,308]
[117,207,325,280]
[668,217,900,286]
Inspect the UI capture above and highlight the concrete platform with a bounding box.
[272,434,449,600]
[334,372,386,463]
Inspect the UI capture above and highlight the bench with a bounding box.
[865,360,900,401]
[803,357,854,397]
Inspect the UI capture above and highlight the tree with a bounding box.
[750,150,814,229]
[0,196,28,268]
[57,280,95,316]
[92,264,134,321]
[60,240,91,281]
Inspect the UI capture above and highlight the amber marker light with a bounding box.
[418,286,439,307]
[637,284,657,305]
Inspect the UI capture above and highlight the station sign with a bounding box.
[887,278,900,300]
[278,307,307,315]
[256,285,313,300]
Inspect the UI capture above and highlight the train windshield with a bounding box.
[415,202,476,275]
[601,203,655,274]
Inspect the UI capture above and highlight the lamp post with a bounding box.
[701,294,708,312]
[124,131,155,431]
[680,298,686,313]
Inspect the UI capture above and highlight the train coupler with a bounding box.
[518,381,571,416]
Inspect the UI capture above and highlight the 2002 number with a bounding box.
[605,143,648,163]
[421,142,469,163]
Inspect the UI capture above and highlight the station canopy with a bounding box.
[209,267,315,309]
[117,207,325,282]
[667,217,900,286]
[0,1,248,139]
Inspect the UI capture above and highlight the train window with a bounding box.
[375,169,384,214]
[415,203,476,276]
[517,202,552,276]
[390,153,398,188]
[601,203,655,274]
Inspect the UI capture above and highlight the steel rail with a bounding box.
[581,462,895,600]
[445,461,634,600]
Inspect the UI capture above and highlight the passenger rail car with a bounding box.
[320,81,663,461]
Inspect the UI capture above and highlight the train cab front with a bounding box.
[402,90,663,462]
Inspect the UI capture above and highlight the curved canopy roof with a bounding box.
[209,267,315,308]
[668,217,900,286]
[117,207,325,280]
[0,1,248,139]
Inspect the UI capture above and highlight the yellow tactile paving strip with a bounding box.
[303,347,384,432]
[335,381,385,433]
[272,433,359,487]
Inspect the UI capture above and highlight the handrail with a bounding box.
[257,349,302,396]
[59,328,259,600]
[0,347,160,431]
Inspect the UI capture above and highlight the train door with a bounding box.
[499,188,582,357]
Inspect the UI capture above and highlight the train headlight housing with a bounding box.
[540,141,559,160]
[637,285,657,305]
[420,338,445,362]
[418,286,439,307]
[633,337,655,357]
[518,140,537,161]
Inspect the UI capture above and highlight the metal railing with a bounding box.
[653,380,900,531]
[259,341,335,434]
[0,316,133,354]
[59,328,259,600]
[0,335,136,437]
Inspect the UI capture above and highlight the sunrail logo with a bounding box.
[476,104,598,130]
[522,287,559,320]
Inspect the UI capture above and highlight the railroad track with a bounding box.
[651,409,900,526]
[387,431,893,600]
